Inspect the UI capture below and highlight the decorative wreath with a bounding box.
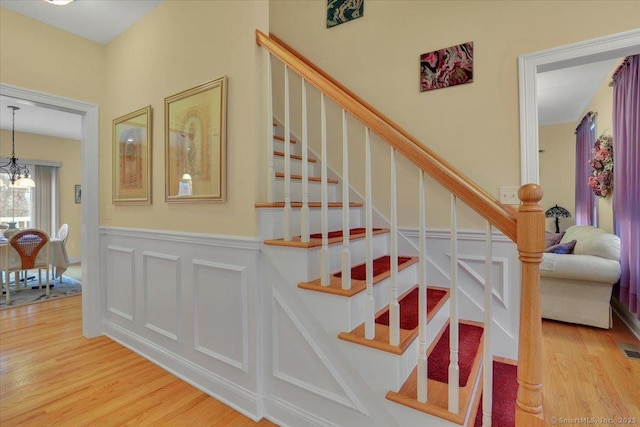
[588,134,613,198]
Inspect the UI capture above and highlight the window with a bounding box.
[0,172,33,229]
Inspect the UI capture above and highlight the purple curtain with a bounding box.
[575,113,597,226]
[612,55,640,321]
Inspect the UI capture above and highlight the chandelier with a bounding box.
[1,106,35,188]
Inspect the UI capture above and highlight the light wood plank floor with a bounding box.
[2,295,639,425]
[542,315,640,425]
[0,296,278,427]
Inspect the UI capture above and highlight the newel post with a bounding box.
[515,184,545,427]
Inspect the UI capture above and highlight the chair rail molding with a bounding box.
[0,82,100,338]
[519,28,640,185]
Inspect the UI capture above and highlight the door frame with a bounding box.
[1,83,101,338]
[518,28,640,185]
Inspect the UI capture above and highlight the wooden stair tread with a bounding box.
[274,135,296,144]
[275,172,338,184]
[255,201,363,208]
[386,320,485,425]
[264,228,389,248]
[298,256,418,297]
[274,150,317,163]
[338,285,450,355]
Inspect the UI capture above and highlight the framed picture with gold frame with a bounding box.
[112,105,152,204]
[165,76,227,203]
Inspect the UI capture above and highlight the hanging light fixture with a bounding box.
[1,106,35,188]
[43,0,75,5]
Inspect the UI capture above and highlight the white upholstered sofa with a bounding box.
[540,225,621,329]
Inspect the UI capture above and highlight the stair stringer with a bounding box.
[264,256,397,427]
[263,246,461,427]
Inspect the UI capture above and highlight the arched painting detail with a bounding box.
[165,76,227,202]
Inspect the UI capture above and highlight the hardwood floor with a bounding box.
[542,315,640,424]
[0,296,277,426]
[2,296,639,426]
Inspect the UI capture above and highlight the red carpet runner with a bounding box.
[375,287,448,330]
[334,255,413,280]
[473,361,518,427]
[427,323,483,387]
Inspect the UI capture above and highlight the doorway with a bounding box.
[518,28,640,185]
[0,83,101,337]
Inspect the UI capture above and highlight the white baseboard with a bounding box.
[104,321,262,421]
[612,297,640,341]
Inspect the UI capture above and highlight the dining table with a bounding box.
[1,234,70,287]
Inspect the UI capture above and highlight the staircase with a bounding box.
[256,31,545,427]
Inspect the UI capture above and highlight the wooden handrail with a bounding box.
[257,30,518,242]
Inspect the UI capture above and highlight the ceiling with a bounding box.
[537,58,618,126]
[0,0,619,139]
[0,0,162,45]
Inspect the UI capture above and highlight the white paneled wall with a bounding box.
[100,227,262,420]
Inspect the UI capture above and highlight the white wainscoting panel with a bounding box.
[193,260,249,373]
[100,227,262,420]
[106,245,135,322]
[143,251,181,342]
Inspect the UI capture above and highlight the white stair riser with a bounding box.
[273,139,301,156]
[262,233,389,284]
[306,235,390,282]
[274,178,338,202]
[273,155,317,176]
[297,263,418,333]
[257,206,362,240]
[337,298,450,395]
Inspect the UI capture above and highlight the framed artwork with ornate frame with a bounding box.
[112,105,152,204]
[164,76,227,203]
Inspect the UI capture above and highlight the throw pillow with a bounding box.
[545,231,565,249]
[545,239,577,254]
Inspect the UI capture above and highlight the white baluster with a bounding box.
[389,147,399,346]
[283,65,292,241]
[301,79,310,243]
[266,52,274,203]
[364,128,375,340]
[449,194,460,413]
[341,110,351,290]
[320,93,330,286]
[483,222,493,427]
[417,170,428,403]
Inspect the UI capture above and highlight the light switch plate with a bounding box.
[499,186,520,205]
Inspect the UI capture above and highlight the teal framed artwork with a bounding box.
[327,0,363,28]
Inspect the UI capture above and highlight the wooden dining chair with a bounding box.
[3,229,50,303]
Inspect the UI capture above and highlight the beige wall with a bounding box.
[539,123,576,233]
[1,7,104,258]
[102,0,269,236]
[0,8,105,105]
[1,1,270,238]
[0,130,82,258]
[269,0,640,229]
